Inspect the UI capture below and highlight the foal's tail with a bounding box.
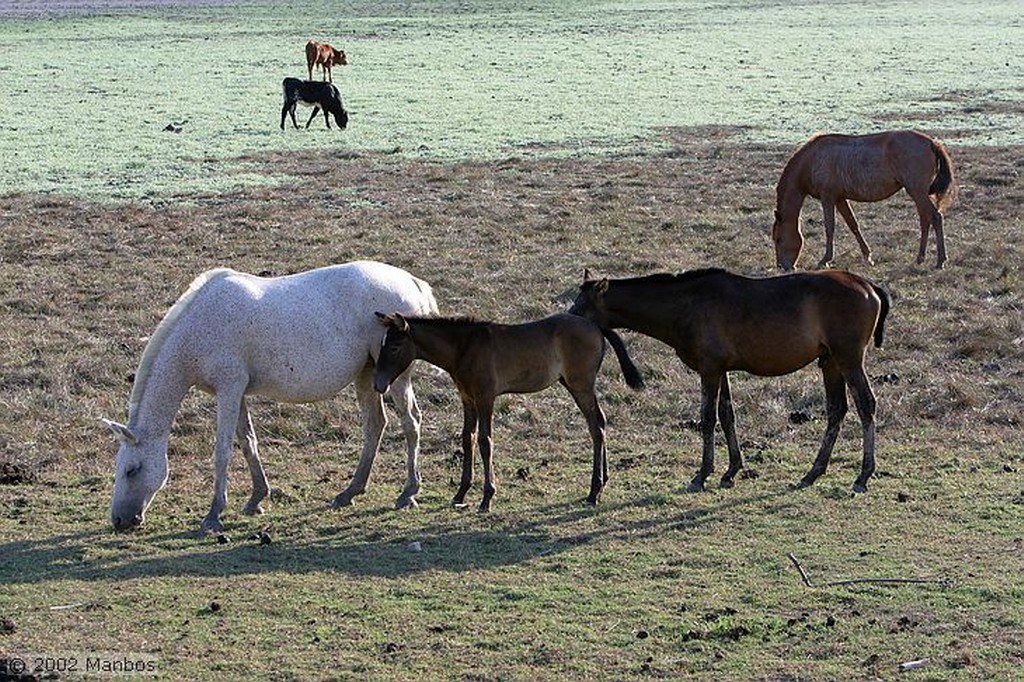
[928,140,958,211]
[870,282,892,348]
[601,328,645,390]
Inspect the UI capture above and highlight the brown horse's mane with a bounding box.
[614,268,727,286]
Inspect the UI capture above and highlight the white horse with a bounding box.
[103,261,439,534]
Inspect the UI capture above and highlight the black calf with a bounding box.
[280,78,349,130]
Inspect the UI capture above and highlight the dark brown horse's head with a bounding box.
[373,312,416,393]
[771,209,804,271]
[569,270,611,327]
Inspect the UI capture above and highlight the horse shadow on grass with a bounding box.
[0,485,804,585]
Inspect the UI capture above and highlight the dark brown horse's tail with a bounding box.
[870,282,892,349]
[928,140,958,211]
[601,328,644,390]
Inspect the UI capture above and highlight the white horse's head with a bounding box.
[104,419,168,531]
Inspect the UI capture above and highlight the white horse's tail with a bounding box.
[414,276,440,316]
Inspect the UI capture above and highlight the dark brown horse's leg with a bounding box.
[689,373,721,492]
[816,199,838,268]
[845,367,877,493]
[836,199,874,265]
[452,401,477,508]
[566,383,608,505]
[718,375,744,488]
[477,404,497,512]
[799,359,847,489]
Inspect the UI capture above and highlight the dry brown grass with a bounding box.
[1,131,1022,680]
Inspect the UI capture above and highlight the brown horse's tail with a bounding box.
[601,328,644,390]
[928,140,958,211]
[870,282,892,348]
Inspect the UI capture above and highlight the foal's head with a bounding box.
[569,270,611,327]
[771,209,804,271]
[373,312,416,393]
[103,419,169,531]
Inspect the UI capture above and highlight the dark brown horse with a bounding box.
[772,130,957,270]
[372,312,643,511]
[570,268,890,493]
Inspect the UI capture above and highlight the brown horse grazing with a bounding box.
[372,312,644,512]
[570,268,891,494]
[772,130,957,271]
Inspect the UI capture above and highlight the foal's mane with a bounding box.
[615,268,726,286]
[128,268,236,420]
[407,315,488,327]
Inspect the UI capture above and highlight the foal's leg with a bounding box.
[798,359,848,489]
[387,369,423,510]
[452,401,477,508]
[836,199,874,265]
[477,403,497,512]
[688,372,722,492]
[565,380,608,505]
[907,187,946,268]
[844,366,877,493]
[236,396,270,516]
[816,199,838,268]
[202,387,246,534]
[332,365,387,507]
[717,375,744,488]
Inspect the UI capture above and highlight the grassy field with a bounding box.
[0,0,1022,200]
[2,1,1023,681]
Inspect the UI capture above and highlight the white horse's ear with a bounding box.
[102,419,138,446]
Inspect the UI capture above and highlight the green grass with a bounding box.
[2,1,1023,680]
[1,0,1021,200]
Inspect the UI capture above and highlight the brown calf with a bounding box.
[305,40,348,82]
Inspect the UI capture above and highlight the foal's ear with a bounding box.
[392,313,410,332]
[583,268,593,283]
[595,278,609,295]
[374,311,392,326]
[102,418,138,446]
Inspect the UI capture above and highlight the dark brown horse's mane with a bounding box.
[615,268,727,285]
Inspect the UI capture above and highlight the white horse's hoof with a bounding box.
[241,503,264,516]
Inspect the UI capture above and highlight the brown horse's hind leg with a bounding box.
[717,375,744,488]
[798,359,847,489]
[836,199,874,265]
[909,188,946,268]
[452,401,477,508]
[846,368,877,493]
[565,381,608,505]
[689,373,722,492]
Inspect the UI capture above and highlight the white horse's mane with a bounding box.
[128,268,236,420]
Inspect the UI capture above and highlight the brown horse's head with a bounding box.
[771,209,803,271]
[332,48,348,66]
[569,270,611,327]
